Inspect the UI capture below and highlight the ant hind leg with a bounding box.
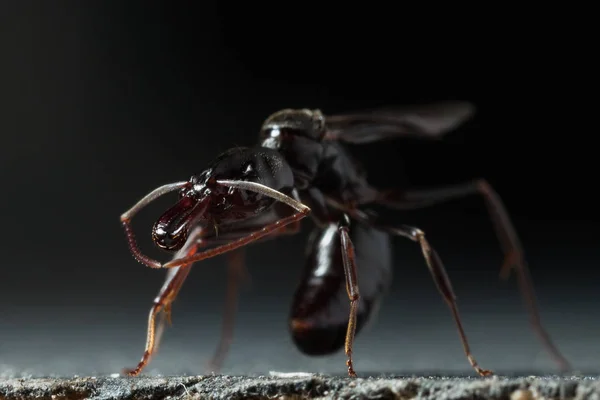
[375,179,571,372]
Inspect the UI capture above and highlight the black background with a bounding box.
[0,3,596,376]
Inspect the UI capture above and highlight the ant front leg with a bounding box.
[375,179,571,371]
[337,214,361,378]
[123,227,204,377]
[135,216,302,376]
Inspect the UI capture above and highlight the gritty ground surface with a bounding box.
[0,373,598,400]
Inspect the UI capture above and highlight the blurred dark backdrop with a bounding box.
[0,2,596,377]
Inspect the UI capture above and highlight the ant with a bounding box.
[119,101,571,378]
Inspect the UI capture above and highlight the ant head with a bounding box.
[260,108,325,145]
[198,147,290,216]
[151,172,214,252]
[149,147,294,252]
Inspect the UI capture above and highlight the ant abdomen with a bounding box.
[289,222,392,355]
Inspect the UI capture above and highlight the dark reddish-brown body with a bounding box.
[119,102,571,378]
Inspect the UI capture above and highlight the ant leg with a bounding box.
[336,204,491,376]
[123,227,205,377]
[205,248,247,373]
[123,266,194,376]
[377,180,523,278]
[341,215,491,377]
[375,179,571,371]
[337,214,360,378]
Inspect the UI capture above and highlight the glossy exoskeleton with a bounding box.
[119,101,571,377]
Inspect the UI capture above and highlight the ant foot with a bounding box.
[346,359,357,378]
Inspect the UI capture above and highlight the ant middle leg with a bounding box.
[375,179,571,371]
[337,214,361,378]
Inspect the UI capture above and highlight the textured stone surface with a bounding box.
[0,373,598,400]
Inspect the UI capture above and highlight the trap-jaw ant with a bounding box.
[120,101,571,377]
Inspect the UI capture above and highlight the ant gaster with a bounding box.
[120,102,571,377]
